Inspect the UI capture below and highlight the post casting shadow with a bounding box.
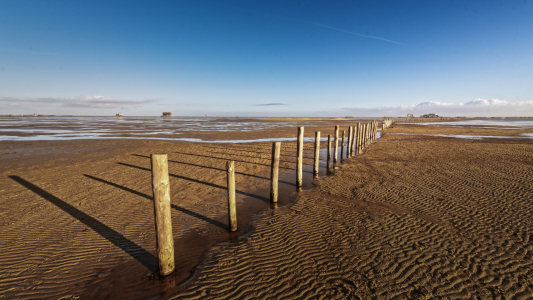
[9,175,159,273]
[117,162,270,203]
[82,174,228,230]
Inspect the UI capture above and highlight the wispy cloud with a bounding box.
[254,103,286,106]
[298,19,402,45]
[0,96,155,109]
[344,99,533,117]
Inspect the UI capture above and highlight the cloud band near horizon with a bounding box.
[344,99,533,117]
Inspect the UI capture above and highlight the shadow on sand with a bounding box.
[9,175,159,274]
[83,174,228,230]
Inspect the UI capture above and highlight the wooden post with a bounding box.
[362,124,366,147]
[270,142,280,203]
[370,121,374,143]
[297,127,304,187]
[314,132,320,177]
[327,135,332,170]
[356,123,361,155]
[227,161,237,231]
[351,125,356,156]
[371,121,374,143]
[365,124,368,146]
[151,154,175,276]
[347,126,352,158]
[334,125,339,163]
[340,130,345,161]
[359,123,363,154]
[374,120,377,142]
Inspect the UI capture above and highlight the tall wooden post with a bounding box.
[371,121,374,142]
[340,130,345,161]
[347,126,352,158]
[151,154,175,276]
[314,132,320,177]
[351,125,356,156]
[359,123,363,153]
[334,125,339,163]
[297,127,304,187]
[356,123,361,155]
[370,121,374,143]
[327,135,332,170]
[270,142,281,203]
[365,123,370,146]
[373,121,376,141]
[227,161,237,231]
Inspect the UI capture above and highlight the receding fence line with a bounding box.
[382,119,393,130]
[226,160,237,231]
[270,142,280,203]
[144,119,397,280]
[314,131,320,177]
[151,154,175,276]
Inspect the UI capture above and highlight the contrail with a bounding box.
[299,19,403,45]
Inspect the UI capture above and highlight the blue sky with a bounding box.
[1,0,532,117]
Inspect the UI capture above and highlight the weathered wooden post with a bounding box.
[270,142,281,203]
[366,123,369,146]
[327,135,332,170]
[340,130,345,161]
[367,122,370,144]
[227,161,237,231]
[297,126,304,187]
[362,124,366,147]
[371,121,374,143]
[357,123,361,155]
[314,131,320,177]
[151,154,175,276]
[351,125,356,156]
[334,125,339,163]
[374,120,377,141]
[375,121,378,140]
[347,126,352,158]
[371,121,375,143]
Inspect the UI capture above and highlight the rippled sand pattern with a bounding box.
[172,132,533,299]
[0,139,316,299]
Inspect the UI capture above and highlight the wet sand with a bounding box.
[0,120,351,299]
[1,120,533,299]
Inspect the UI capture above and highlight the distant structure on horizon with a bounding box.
[407,114,414,118]
[116,112,123,117]
[421,113,439,118]
[162,112,172,117]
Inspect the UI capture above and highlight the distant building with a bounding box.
[116,113,123,117]
[421,113,439,118]
[162,112,172,117]
[407,114,414,118]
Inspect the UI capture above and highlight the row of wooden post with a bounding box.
[382,119,393,130]
[313,121,380,174]
[148,120,385,276]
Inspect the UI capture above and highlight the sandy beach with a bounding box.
[1,119,533,299]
